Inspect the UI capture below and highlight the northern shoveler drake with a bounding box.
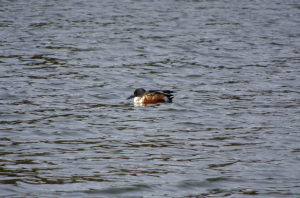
[126,88,175,103]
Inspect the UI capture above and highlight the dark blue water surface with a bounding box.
[1,0,300,197]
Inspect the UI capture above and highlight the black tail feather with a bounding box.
[164,94,174,101]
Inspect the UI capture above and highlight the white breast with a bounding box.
[134,97,143,103]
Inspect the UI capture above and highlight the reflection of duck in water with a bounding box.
[133,103,161,108]
[126,88,175,104]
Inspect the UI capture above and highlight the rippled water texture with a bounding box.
[1,0,300,197]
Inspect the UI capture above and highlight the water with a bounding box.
[1,0,300,197]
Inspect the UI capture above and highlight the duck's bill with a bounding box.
[126,94,134,100]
